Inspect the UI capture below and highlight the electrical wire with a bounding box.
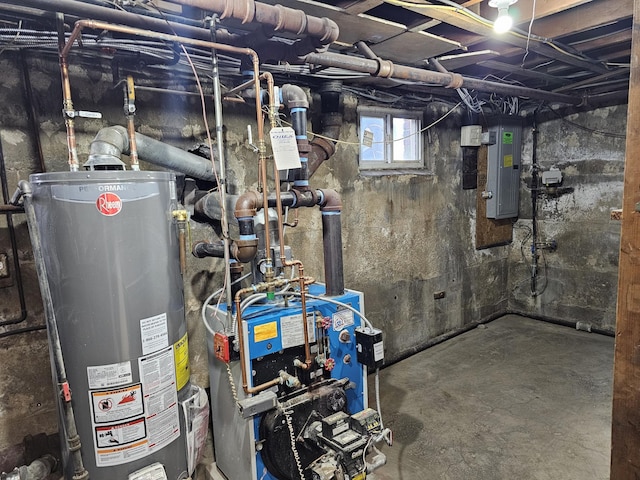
[0,20,22,56]
[225,361,239,404]
[279,101,462,148]
[201,272,253,336]
[146,1,236,319]
[521,0,537,68]
[386,0,609,66]
[284,408,306,480]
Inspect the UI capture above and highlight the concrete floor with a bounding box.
[369,315,614,480]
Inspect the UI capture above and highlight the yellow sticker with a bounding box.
[254,322,278,342]
[504,154,513,168]
[352,473,366,480]
[173,333,190,391]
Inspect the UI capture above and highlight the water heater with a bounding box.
[28,171,200,480]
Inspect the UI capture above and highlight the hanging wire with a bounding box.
[520,0,537,68]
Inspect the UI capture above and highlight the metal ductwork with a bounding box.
[87,125,219,182]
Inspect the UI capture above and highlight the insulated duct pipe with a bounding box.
[302,52,582,105]
[171,0,339,46]
[87,125,219,181]
[233,188,345,295]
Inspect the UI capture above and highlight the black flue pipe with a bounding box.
[322,212,344,296]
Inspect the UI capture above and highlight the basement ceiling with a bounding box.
[0,0,632,108]
[256,0,632,103]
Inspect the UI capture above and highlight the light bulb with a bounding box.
[493,7,513,34]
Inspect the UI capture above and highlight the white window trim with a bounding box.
[358,106,424,170]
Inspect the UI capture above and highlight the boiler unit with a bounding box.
[207,283,388,480]
[25,171,206,480]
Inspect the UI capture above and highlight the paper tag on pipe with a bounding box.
[270,127,301,170]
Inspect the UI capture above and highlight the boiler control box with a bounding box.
[355,327,384,369]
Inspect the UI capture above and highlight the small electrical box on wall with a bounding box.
[485,117,522,219]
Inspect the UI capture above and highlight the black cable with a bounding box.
[0,325,46,339]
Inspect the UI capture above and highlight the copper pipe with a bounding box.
[178,228,186,275]
[257,72,273,281]
[246,377,282,395]
[125,76,139,170]
[297,264,312,368]
[59,56,79,171]
[284,208,299,228]
[223,97,247,104]
[261,72,313,367]
[61,19,266,172]
[273,167,313,368]
[233,275,315,393]
[234,277,290,393]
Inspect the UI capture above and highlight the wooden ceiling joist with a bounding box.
[401,4,609,74]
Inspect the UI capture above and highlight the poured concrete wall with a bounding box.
[0,50,625,454]
[509,106,626,331]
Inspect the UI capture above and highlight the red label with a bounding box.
[96,192,122,216]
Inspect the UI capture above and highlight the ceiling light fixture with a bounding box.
[489,0,518,34]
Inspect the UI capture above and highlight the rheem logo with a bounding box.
[96,192,122,216]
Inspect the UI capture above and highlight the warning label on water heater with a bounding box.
[90,384,149,467]
[89,347,180,467]
[91,385,144,424]
[138,346,180,452]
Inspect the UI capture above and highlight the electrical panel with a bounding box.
[486,118,522,219]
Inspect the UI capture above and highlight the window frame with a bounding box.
[358,106,424,171]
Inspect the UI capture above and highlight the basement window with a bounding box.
[358,107,423,170]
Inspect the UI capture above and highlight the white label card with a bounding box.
[270,127,302,170]
[332,310,354,331]
[280,313,316,349]
[140,313,169,355]
[87,361,132,389]
[374,341,384,362]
